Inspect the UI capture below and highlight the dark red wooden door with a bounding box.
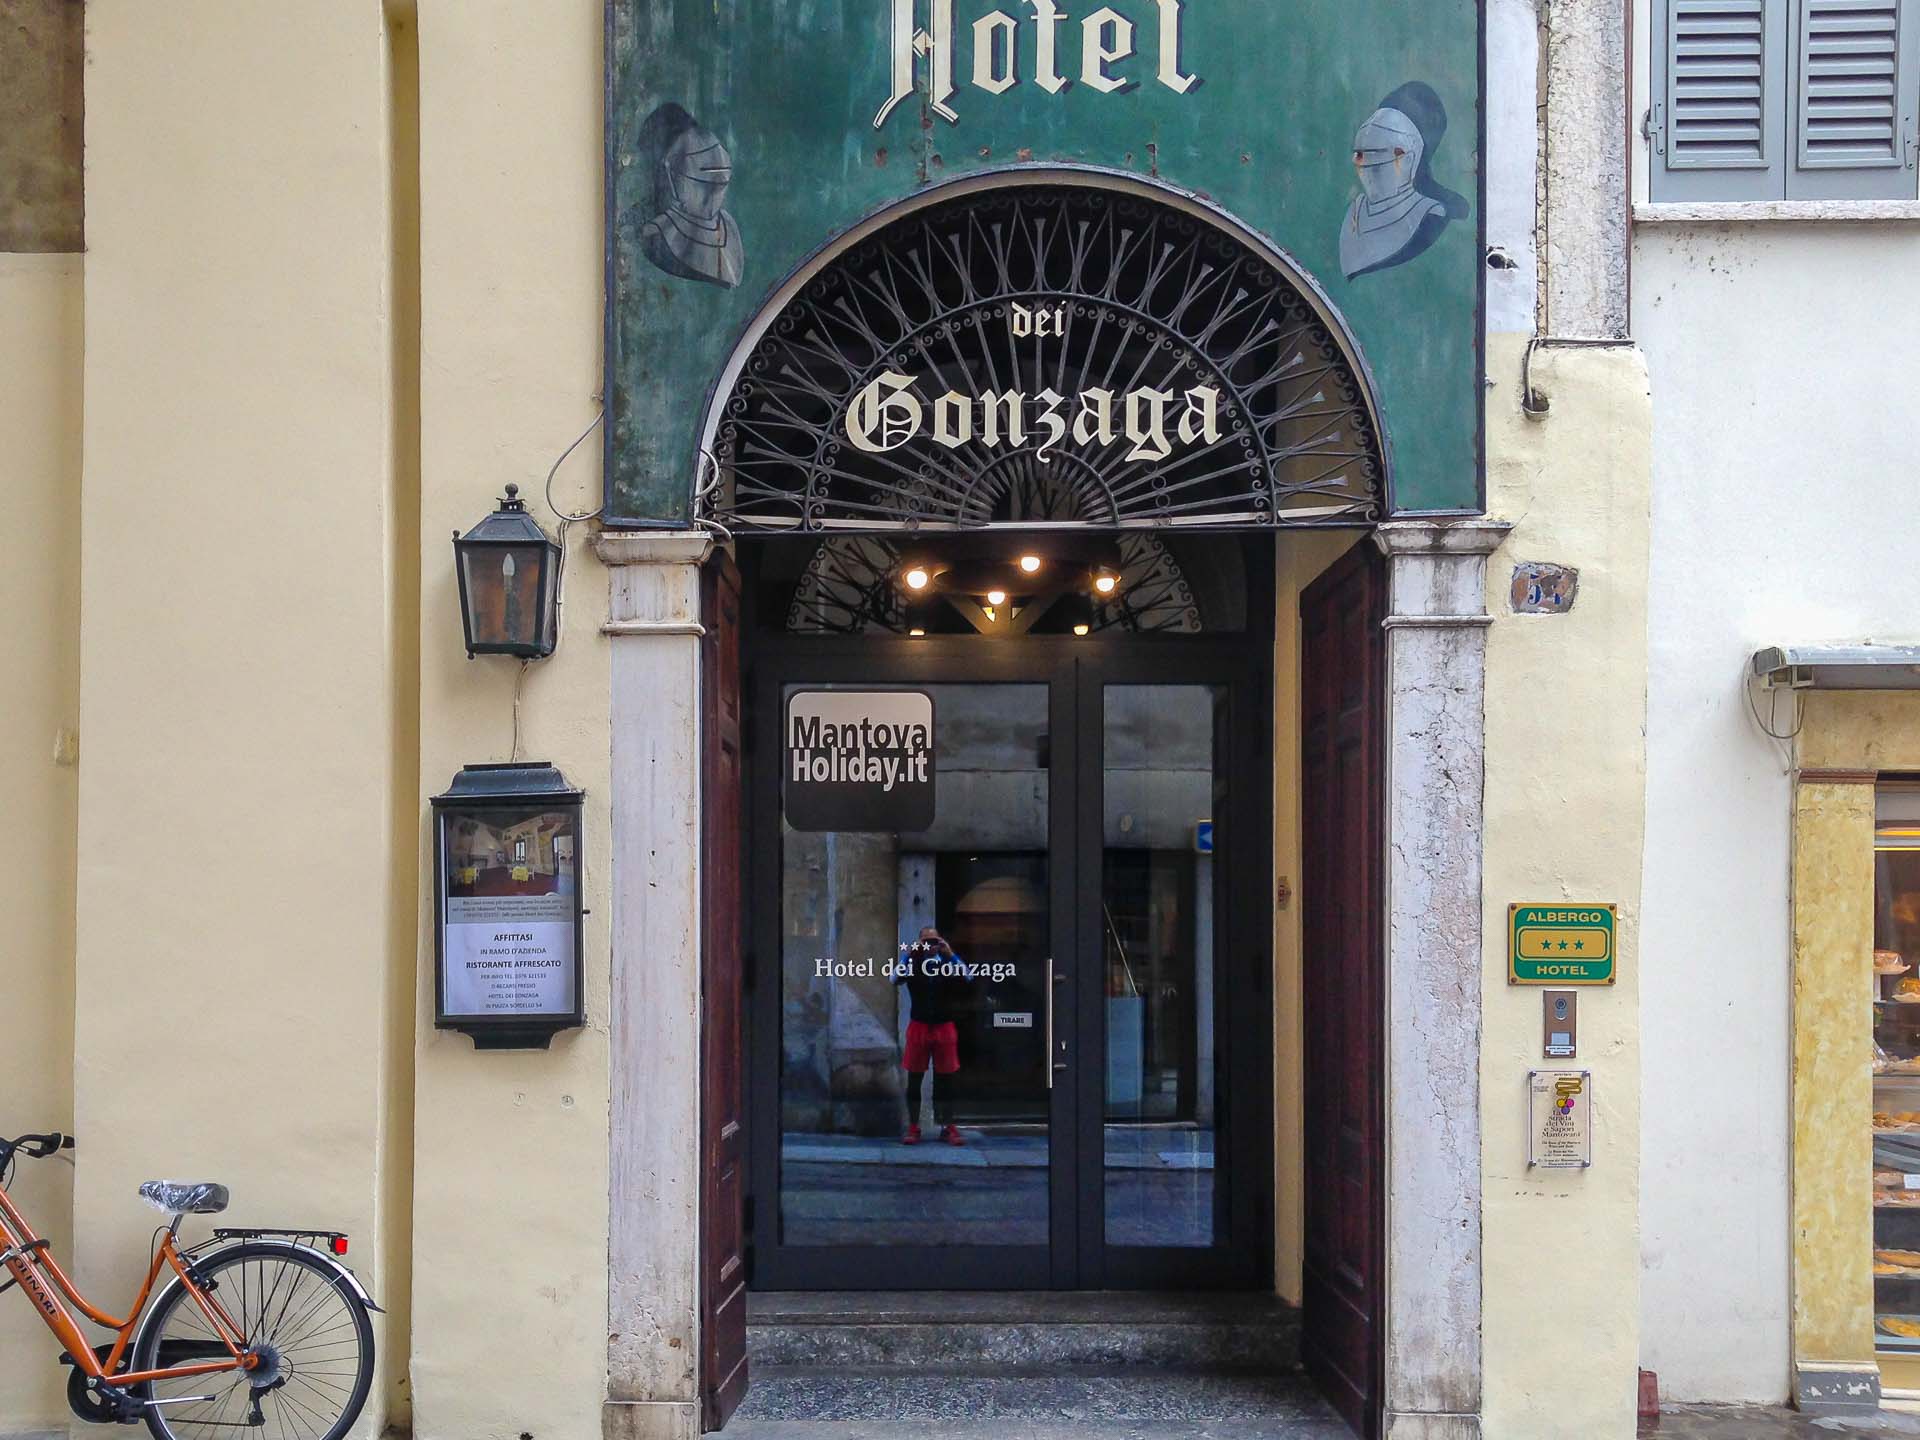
[701,551,750,1430]
[1299,541,1386,1440]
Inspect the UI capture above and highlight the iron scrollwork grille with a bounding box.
[711,185,1384,534]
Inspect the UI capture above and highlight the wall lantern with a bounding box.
[431,761,585,1050]
[453,484,561,659]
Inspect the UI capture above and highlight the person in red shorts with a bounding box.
[896,925,966,1146]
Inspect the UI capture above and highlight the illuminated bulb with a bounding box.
[1073,624,1091,637]
[1094,573,1119,595]
[986,589,1007,606]
[909,628,926,638]
[905,567,931,591]
[1019,554,1043,574]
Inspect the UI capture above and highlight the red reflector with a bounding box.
[331,1236,349,1256]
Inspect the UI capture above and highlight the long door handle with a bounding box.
[1046,956,1054,1089]
[1046,957,1068,1089]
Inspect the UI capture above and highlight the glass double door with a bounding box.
[749,644,1271,1290]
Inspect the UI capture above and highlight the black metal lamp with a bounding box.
[454,484,561,658]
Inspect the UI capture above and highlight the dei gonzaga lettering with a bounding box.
[813,956,1019,982]
[846,370,1223,466]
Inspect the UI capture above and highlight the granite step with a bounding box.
[728,1372,1347,1436]
[746,1291,1302,1375]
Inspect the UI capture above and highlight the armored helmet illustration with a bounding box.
[1339,82,1469,280]
[634,103,744,290]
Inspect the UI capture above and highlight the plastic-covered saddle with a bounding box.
[138,1181,229,1215]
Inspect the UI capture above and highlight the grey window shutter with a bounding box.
[1788,0,1920,197]
[1654,0,1789,199]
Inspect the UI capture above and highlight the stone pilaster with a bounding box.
[1373,518,1511,1440]
[597,532,713,1440]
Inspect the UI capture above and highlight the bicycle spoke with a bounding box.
[138,1247,370,1440]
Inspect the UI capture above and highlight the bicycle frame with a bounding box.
[0,1175,250,1389]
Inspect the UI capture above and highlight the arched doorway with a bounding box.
[691,172,1389,1433]
[697,173,1389,534]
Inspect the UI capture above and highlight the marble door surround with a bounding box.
[596,520,1511,1439]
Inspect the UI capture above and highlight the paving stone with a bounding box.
[1642,1405,1920,1437]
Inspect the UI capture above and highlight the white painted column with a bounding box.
[1373,519,1511,1440]
[599,532,713,1440]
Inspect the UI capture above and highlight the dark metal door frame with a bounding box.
[742,556,1274,1292]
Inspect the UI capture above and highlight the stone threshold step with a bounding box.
[731,1371,1345,1432]
[725,1422,1351,1439]
[748,1324,1301,1372]
[748,1294,1301,1373]
[749,1290,1298,1326]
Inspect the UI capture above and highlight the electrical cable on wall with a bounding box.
[538,407,605,667]
[1744,668,1804,774]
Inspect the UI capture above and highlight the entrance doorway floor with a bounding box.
[731,1292,1345,1439]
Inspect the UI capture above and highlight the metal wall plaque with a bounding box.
[785,690,936,832]
[1509,902,1617,985]
[1527,1069,1592,1170]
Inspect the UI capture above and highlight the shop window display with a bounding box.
[1872,786,1920,1354]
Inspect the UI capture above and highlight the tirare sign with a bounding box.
[786,690,936,833]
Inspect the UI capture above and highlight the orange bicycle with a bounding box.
[1,1130,378,1439]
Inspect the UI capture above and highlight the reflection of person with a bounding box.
[1339,81,1469,280]
[896,926,965,1146]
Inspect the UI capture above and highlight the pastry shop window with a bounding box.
[1873,783,1920,1352]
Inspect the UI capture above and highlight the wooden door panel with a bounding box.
[701,551,749,1430]
[1299,542,1385,1440]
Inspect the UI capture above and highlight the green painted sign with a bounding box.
[606,0,1483,525]
[1508,904,1617,986]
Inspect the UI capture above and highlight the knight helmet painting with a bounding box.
[1339,82,1469,280]
[632,103,745,290]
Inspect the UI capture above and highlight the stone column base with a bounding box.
[1386,1413,1483,1439]
[603,1399,701,1440]
[1792,1360,1881,1414]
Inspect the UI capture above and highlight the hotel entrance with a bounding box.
[743,536,1276,1292]
[682,174,1400,1432]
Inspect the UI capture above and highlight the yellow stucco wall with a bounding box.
[1271,530,1364,1304]
[1480,336,1651,1438]
[0,252,82,1434]
[405,3,614,1436]
[71,5,412,1432]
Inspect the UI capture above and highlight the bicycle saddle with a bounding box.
[138,1180,229,1215]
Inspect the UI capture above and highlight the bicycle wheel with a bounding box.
[131,1241,374,1440]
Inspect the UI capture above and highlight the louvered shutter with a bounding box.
[1655,0,1788,199]
[1789,0,1919,196]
